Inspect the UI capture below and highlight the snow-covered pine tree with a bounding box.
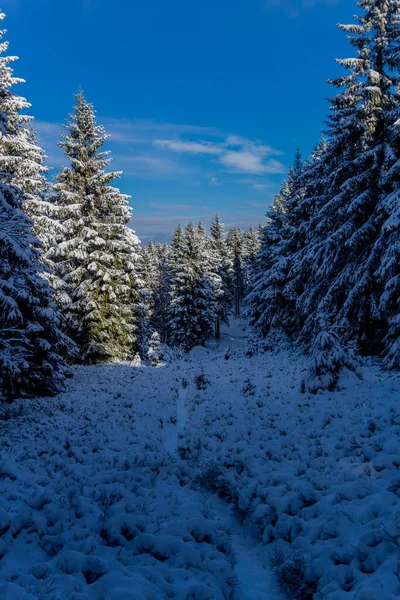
[151,242,172,343]
[169,222,218,351]
[246,151,305,337]
[246,192,287,336]
[226,226,244,317]
[250,0,400,387]
[170,224,186,264]
[296,0,400,360]
[378,124,400,369]
[374,0,400,369]
[210,215,233,339]
[242,225,261,298]
[301,325,359,394]
[137,241,172,356]
[48,92,140,363]
[0,12,72,399]
[136,241,156,358]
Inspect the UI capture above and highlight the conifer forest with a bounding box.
[0,2,400,599]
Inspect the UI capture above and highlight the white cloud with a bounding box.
[154,131,285,176]
[219,151,285,175]
[226,135,282,156]
[154,139,223,155]
[34,116,286,183]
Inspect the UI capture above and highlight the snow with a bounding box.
[208,496,283,600]
[1,319,400,599]
[164,375,189,454]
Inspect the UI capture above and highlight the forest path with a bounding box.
[162,319,282,600]
[208,496,284,600]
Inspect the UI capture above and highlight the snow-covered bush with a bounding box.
[302,330,360,393]
[194,370,210,390]
[271,546,317,600]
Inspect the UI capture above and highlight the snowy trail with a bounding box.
[220,318,248,345]
[163,346,282,599]
[208,496,283,600]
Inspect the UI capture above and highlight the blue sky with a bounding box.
[3,0,352,241]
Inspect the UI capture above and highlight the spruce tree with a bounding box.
[137,241,172,356]
[296,0,400,359]
[226,227,244,317]
[247,151,305,337]
[48,92,140,363]
[210,215,233,338]
[249,0,400,386]
[136,242,155,358]
[242,225,261,298]
[0,12,72,399]
[151,242,172,343]
[169,222,218,351]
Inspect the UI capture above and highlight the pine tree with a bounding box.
[226,227,244,317]
[0,12,72,399]
[210,215,233,339]
[378,119,400,368]
[296,0,400,359]
[151,243,172,343]
[249,0,400,387]
[169,222,218,351]
[47,92,140,363]
[301,328,359,394]
[137,241,172,356]
[242,225,261,297]
[247,151,305,337]
[136,242,155,358]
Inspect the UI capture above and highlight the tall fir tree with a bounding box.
[47,93,140,363]
[249,0,400,388]
[297,0,400,360]
[150,242,172,344]
[169,222,218,351]
[226,226,244,317]
[247,151,305,336]
[0,12,72,399]
[210,215,233,338]
[242,225,261,298]
[137,241,172,356]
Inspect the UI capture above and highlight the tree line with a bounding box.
[247,0,400,391]
[137,218,260,357]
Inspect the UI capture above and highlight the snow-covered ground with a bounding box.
[0,319,399,599]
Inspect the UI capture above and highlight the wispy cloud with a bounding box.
[154,139,223,155]
[153,131,284,176]
[219,152,285,175]
[34,116,286,186]
[103,118,222,144]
